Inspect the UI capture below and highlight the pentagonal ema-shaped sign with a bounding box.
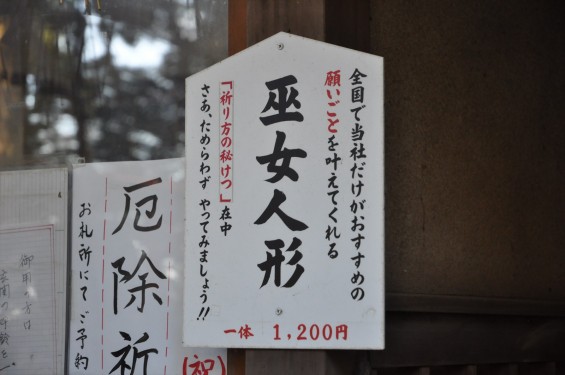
[184,32,384,350]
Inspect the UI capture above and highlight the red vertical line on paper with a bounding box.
[166,312,170,340]
[165,349,169,375]
[167,272,171,299]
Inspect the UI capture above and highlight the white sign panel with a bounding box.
[0,168,68,374]
[69,159,226,374]
[184,33,384,349]
[0,226,56,374]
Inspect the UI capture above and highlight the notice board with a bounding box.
[0,168,68,374]
[184,33,384,349]
[69,159,226,375]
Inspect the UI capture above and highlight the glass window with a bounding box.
[0,0,227,165]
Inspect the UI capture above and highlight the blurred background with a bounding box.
[0,0,227,167]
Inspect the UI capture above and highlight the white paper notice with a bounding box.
[69,159,226,375]
[0,167,68,374]
[185,33,384,349]
[0,226,56,374]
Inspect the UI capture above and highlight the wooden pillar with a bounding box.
[325,0,370,52]
[227,349,246,375]
[229,0,326,53]
[228,0,247,55]
[229,0,370,52]
[226,1,371,373]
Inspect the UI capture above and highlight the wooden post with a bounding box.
[227,349,246,375]
[225,1,371,373]
[325,0,370,52]
[227,1,248,373]
[228,0,248,56]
